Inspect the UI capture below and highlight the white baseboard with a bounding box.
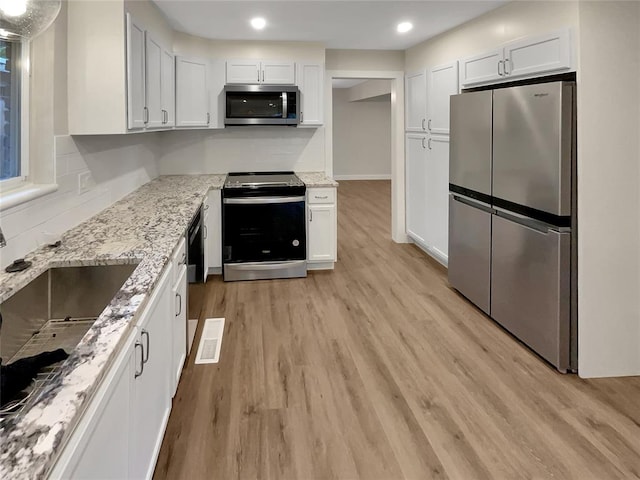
[333,174,391,181]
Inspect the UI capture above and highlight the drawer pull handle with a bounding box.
[315,195,328,200]
[176,292,182,316]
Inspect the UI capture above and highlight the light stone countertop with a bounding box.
[0,171,335,479]
[296,171,339,187]
[0,174,225,480]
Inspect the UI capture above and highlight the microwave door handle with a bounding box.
[282,91,288,119]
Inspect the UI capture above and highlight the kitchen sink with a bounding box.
[0,263,138,414]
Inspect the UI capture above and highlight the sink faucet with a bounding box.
[0,226,6,247]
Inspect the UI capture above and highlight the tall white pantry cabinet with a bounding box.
[404,62,458,265]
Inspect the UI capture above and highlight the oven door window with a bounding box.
[226,92,284,119]
[223,201,306,262]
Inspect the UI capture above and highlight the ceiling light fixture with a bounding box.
[250,17,266,30]
[0,0,61,40]
[397,22,413,34]
[0,0,27,17]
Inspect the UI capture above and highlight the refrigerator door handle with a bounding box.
[451,194,494,214]
[493,206,563,234]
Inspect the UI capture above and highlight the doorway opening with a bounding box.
[325,70,407,244]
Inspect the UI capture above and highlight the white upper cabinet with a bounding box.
[427,62,458,136]
[460,29,572,88]
[297,63,324,126]
[226,59,295,84]
[459,48,503,88]
[262,60,296,84]
[504,29,571,79]
[126,14,146,131]
[144,32,163,129]
[405,70,427,132]
[226,59,261,84]
[176,56,210,127]
[161,49,175,127]
[68,3,175,134]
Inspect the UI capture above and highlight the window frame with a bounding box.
[0,39,29,192]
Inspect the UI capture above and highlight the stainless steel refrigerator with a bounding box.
[448,81,576,372]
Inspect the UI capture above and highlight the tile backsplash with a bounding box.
[0,134,159,270]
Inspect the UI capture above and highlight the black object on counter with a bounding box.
[5,258,32,273]
[0,349,69,407]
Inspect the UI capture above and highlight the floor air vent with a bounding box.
[195,318,225,364]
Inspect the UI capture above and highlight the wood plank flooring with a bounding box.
[155,180,640,480]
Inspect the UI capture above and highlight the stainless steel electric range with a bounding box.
[222,172,307,281]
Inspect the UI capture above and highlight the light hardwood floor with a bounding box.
[155,180,640,480]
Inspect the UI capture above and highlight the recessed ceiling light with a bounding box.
[251,17,266,30]
[397,22,413,34]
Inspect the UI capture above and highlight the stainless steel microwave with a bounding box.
[224,85,300,126]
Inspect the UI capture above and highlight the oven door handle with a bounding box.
[223,196,306,205]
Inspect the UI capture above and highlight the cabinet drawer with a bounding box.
[307,188,336,204]
[171,237,186,284]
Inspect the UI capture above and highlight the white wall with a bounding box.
[157,127,324,174]
[405,1,579,71]
[576,1,640,378]
[347,79,391,102]
[332,87,391,179]
[326,49,404,71]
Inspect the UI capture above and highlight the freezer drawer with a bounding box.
[450,90,492,198]
[448,195,492,314]
[491,213,571,371]
[492,82,573,217]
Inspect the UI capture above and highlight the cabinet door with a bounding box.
[297,63,324,126]
[226,59,261,84]
[176,56,210,127]
[50,331,136,480]
[405,134,428,246]
[130,268,172,480]
[503,29,571,79]
[425,135,450,262]
[126,14,146,130]
[262,60,296,84]
[208,59,226,129]
[308,204,336,262]
[459,48,503,87]
[161,48,175,127]
[145,32,163,129]
[405,70,427,132]
[205,190,222,270]
[427,62,458,136]
[171,265,187,397]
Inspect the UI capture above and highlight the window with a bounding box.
[0,39,22,184]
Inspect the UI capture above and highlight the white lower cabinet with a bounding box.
[405,133,449,265]
[406,134,429,246]
[52,265,175,480]
[204,190,222,273]
[307,188,337,267]
[130,266,173,480]
[50,331,136,479]
[171,264,187,397]
[425,136,450,261]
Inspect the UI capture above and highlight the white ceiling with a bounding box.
[152,1,507,50]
